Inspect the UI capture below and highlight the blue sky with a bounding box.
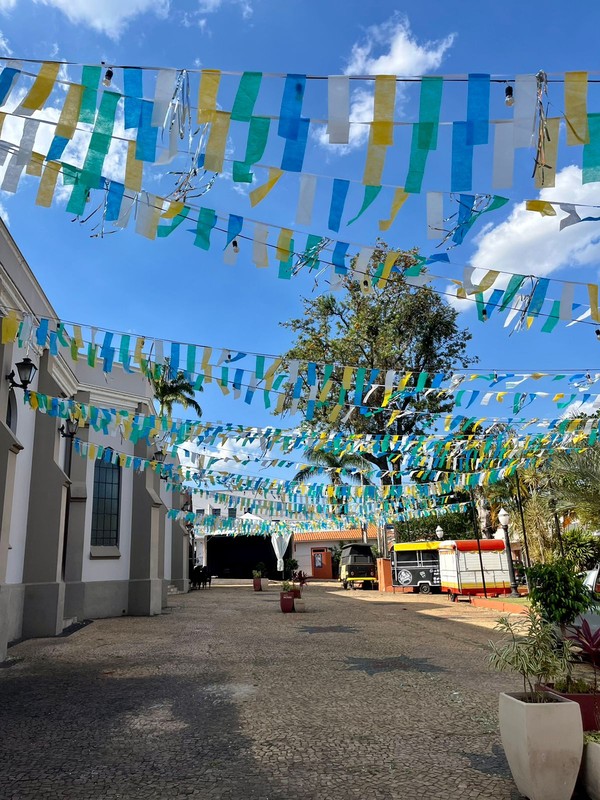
[0,0,597,441]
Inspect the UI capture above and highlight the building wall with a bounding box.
[0,219,189,660]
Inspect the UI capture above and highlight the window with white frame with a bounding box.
[91,452,121,547]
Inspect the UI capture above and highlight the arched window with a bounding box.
[91,451,121,547]
[5,388,16,433]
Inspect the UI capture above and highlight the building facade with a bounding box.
[293,525,378,579]
[0,221,189,661]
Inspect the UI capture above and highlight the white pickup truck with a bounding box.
[580,567,600,632]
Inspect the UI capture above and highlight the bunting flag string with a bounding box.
[26,390,600,480]
[1,61,600,269]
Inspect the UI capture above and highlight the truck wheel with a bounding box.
[419,584,432,595]
[342,581,348,590]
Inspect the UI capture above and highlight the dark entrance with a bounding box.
[207,536,292,579]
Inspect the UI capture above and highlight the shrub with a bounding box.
[527,561,594,627]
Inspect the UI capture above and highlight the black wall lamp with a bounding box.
[59,416,79,439]
[6,357,37,390]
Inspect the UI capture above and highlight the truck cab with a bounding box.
[339,544,378,590]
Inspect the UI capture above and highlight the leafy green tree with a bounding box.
[149,357,203,418]
[295,448,373,518]
[556,527,600,572]
[295,448,373,486]
[551,446,600,529]
[527,561,593,629]
[395,509,475,542]
[279,244,475,482]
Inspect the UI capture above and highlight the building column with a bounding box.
[170,492,189,593]
[63,392,90,622]
[128,436,164,616]
[21,352,70,639]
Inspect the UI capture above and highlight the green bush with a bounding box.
[527,561,593,627]
[558,528,600,572]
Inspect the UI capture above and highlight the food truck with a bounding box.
[391,541,441,593]
[438,539,511,599]
[392,539,512,598]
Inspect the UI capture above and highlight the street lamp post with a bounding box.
[498,507,520,597]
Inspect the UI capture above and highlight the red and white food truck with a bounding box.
[438,539,512,599]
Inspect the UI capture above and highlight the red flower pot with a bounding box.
[253,578,262,591]
[280,591,295,613]
[540,684,600,731]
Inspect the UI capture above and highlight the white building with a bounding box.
[0,221,189,661]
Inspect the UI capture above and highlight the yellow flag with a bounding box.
[379,188,408,230]
[249,168,283,207]
[21,61,60,111]
[276,228,293,261]
[526,200,556,216]
[565,71,589,145]
[198,70,221,123]
[125,140,143,192]
[35,161,61,207]
[1,310,20,343]
[56,84,84,139]
[372,75,396,145]
[204,111,230,172]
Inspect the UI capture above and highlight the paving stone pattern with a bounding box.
[0,584,576,799]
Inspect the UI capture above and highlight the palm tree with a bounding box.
[149,357,203,418]
[551,446,600,529]
[295,447,373,518]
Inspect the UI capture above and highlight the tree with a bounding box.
[279,244,475,482]
[295,448,373,486]
[551,446,600,529]
[295,448,374,517]
[149,357,203,418]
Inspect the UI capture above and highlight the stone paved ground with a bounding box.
[0,582,575,799]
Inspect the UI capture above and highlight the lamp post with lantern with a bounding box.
[498,507,520,597]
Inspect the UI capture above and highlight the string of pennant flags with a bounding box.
[2,60,598,193]
[8,297,600,422]
[27,390,599,486]
[0,60,598,300]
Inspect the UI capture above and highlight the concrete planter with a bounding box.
[260,579,269,591]
[582,741,600,800]
[294,599,306,613]
[499,691,583,800]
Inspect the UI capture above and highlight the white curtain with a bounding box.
[271,532,292,573]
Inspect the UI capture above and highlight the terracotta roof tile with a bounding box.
[294,524,378,543]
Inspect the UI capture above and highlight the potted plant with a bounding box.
[582,732,600,800]
[291,570,308,599]
[252,569,262,592]
[280,580,295,613]
[255,562,269,591]
[527,561,594,635]
[489,608,583,800]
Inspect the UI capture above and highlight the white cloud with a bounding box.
[0,198,10,225]
[195,0,252,19]
[446,165,600,310]
[32,0,170,39]
[0,0,16,10]
[0,30,12,55]
[316,15,455,151]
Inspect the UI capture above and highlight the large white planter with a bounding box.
[583,741,600,800]
[260,579,269,591]
[499,691,583,800]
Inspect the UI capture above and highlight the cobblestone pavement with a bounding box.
[0,583,562,799]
